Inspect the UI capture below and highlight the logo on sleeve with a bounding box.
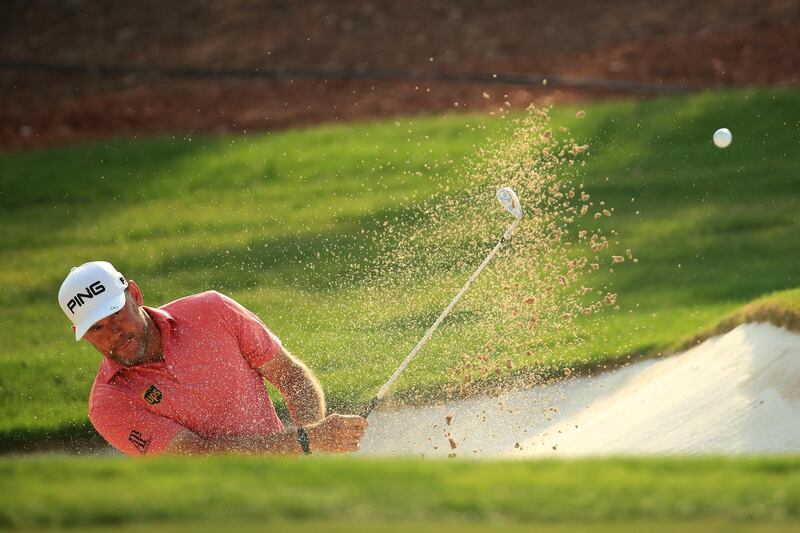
[143,385,163,405]
[128,430,150,453]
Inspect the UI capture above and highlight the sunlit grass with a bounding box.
[0,88,798,447]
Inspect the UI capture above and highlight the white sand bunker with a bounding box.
[358,323,800,457]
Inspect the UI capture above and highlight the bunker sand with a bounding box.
[359,323,800,456]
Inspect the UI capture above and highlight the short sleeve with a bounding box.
[214,291,283,368]
[89,384,183,457]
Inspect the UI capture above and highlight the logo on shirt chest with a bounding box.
[143,384,163,405]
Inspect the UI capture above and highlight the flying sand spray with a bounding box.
[361,187,524,418]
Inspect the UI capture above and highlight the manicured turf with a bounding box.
[675,287,800,351]
[0,88,798,449]
[1,456,799,530]
[37,522,800,533]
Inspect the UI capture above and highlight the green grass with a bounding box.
[675,287,800,351]
[1,88,799,449]
[1,456,799,530]
[32,522,800,533]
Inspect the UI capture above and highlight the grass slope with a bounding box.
[680,287,800,349]
[0,88,798,449]
[1,456,799,529]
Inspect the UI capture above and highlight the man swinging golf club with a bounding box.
[60,187,522,456]
[58,261,367,456]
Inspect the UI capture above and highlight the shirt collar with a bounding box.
[97,305,176,383]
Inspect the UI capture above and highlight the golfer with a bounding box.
[58,261,367,456]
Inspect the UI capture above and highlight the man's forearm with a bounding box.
[284,373,326,426]
[257,347,327,426]
[166,412,367,456]
[167,428,304,455]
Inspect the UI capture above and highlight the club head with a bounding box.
[496,187,523,219]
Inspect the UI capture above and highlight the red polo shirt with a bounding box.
[88,291,285,456]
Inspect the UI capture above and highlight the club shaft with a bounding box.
[361,217,520,418]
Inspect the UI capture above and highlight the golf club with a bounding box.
[360,187,524,418]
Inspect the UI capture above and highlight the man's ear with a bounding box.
[127,279,144,306]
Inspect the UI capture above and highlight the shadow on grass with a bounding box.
[0,134,283,212]
[140,199,490,294]
[0,420,107,454]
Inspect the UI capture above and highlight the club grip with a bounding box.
[360,395,380,419]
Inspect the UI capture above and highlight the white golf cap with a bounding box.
[58,261,129,341]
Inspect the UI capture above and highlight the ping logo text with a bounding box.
[66,281,106,314]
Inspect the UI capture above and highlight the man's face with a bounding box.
[82,292,149,366]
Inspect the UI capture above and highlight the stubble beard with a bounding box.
[110,314,149,366]
[136,317,149,359]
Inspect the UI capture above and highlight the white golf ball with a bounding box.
[713,128,732,148]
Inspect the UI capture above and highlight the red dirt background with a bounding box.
[2,0,798,152]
